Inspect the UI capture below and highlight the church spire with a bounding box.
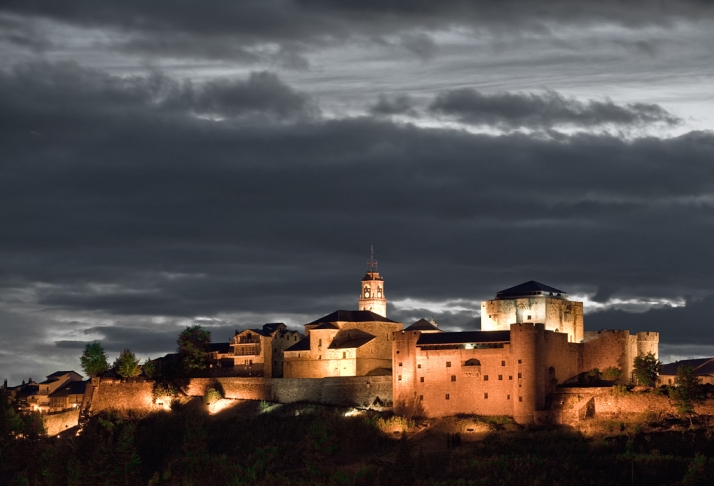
[367,244,378,273]
[359,246,386,317]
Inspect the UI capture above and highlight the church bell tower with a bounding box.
[359,246,387,317]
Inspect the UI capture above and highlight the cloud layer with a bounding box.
[1,3,713,384]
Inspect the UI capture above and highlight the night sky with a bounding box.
[2,1,714,385]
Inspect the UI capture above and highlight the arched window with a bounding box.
[464,358,481,366]
[364,286,370,298]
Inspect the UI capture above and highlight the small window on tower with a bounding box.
[451,375,456,382]
[420,377,424,383]
[446,361,452,368]
[417,364,421,369]
[484,375,489,381]
[484,393,488,399]
[377,287,382,298]
[501,360,505,366]
[343,352,346,359]
[399,362,402,367]
[445,394,450,400]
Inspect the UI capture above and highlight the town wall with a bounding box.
[89,381,155,413]
[44,409,80,436]
[89,376,392,414]
[185,376,392,407]
[582,330,631,381]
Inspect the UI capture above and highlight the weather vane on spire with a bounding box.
[367,244,378,272]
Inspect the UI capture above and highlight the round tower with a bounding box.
[636,331,659,359]
[359,246,387,317]
[510,323,546,424]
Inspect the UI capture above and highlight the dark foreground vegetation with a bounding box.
[4,396,714,485]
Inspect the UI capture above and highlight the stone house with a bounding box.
[26,371,83,413]
[48,380,87,411]
[216,323,303,377]
[659,358,714,386]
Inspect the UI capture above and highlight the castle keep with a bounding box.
[393,281,659,424]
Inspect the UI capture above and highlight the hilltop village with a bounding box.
[3,252,673,431]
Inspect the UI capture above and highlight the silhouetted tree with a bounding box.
[142,358,156,380]
[177,325,211,373]
[671,365,704,423]
[114,349,141,379]
[81,341,109,377]
[633,352,660,386]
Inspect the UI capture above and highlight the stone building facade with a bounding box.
[481,281,584,343]
[214,323,303,377]
[283,310,403,378]
[394,281,659,424]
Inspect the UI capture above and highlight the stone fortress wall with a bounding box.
[44,409,80,436]
[87,375,393,414]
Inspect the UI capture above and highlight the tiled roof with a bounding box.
[47,371,77,378]
[50,380,87,397]
[496,281,567,299]
[285,336,311,352]
[313,322,339,330]
[308,310,397,325]
[262,323,285,333]
[416,331,511,346]
[660,358,714,376]
[405,318,441,332]
[328,329,375,349]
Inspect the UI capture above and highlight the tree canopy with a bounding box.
[177,325,211,373]
[114,349,141,379]
[670,365,705,419]
[80,341,109,377]
[633,352,660,386]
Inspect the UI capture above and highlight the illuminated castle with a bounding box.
[393,281,658,424]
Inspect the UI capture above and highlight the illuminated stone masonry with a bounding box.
[394,281,659,424]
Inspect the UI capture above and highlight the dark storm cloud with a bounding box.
[586,296,714,346]
[2,61,714,345]
[368,94,419,117]
[174,71,319,119]
[429,89,681,129]
[2,1,713,60]
[53,324,237,355]
[0,62,316,130]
